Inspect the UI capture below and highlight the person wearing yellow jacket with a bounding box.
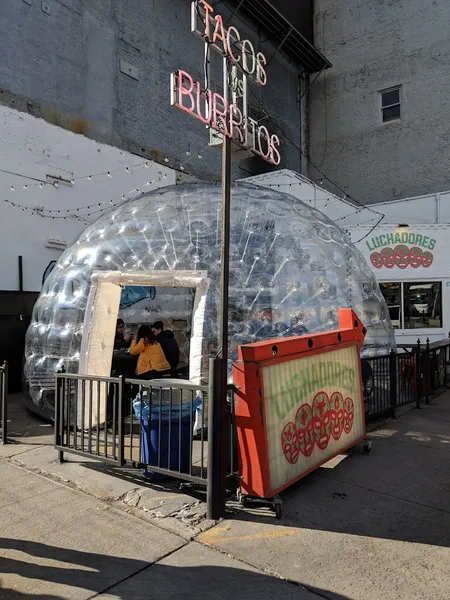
[130,325,170,378]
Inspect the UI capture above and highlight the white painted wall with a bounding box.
[0,106,175,292]
[243,169,450,226]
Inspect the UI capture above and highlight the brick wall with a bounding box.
[309,0,450,204]
[0,0,304,180]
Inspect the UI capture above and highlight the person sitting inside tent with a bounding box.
[151,321,180,375]
[129,325,170,379]
[114,318,131,350]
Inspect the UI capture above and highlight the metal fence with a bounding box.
[54,373,124,465]
[0,361,8,444]
[362,337,450,420]
[54,360,239,517]
[124,377,209,485]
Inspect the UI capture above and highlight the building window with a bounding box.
[380,87,401,122]
[404,282,442,329]
[379,281,442,329]
[379,282,401,329]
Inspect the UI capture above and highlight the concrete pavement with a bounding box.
[0,462,318,599]
[199,394,450,600]
[2,392,450,598]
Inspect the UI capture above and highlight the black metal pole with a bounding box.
[207,357,226,519]
[207,132,232,520]
[18,255,23,292]
[219,135,232,378]
[117,375,125,466]
[416,338,422,409]
[1,362,8,444]
[389,349,397,419]
[425,338,430,404]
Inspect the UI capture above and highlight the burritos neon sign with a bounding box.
[170,0,281,166]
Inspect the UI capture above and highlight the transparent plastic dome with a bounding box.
[24,183,395,412]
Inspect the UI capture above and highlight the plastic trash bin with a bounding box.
[133,387,200,481]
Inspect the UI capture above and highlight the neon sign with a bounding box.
[170,0,281,166]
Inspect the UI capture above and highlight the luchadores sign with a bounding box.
[367,231,436,269]
[281,390,355,463]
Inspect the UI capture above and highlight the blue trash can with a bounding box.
[133,389,200,481]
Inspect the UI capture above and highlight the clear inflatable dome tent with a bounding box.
[24,183,395,416]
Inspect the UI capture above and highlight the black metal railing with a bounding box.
[0,361,8,444]
[55,373,124,465]
[362,336,450,420]
[55,362,239,518]
[124,377,209,485]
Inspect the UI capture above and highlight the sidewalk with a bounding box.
[199,393,450,600]
[1,391,450,599]
[0,461,317,599]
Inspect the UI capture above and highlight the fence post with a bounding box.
[1,361,8,444]
[416,338,422,409]
[117,375,125,466]
[207,357,227,520]
[425,338,430,404]
[54,374,64,463]
[389,350,397,419]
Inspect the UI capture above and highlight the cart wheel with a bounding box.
[273,496,282,520]
[363,440,372,453]
[237,491,247,507]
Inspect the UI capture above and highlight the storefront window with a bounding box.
[379,283,401,328]
[404,282,442,329]
[379,281,442,329]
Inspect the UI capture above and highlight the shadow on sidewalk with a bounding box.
[0,537,351,600]
[3,393,54,445]
[231,398,450,549]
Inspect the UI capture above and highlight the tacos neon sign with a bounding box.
[170,0,281,166]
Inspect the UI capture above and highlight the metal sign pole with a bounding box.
[206,54,233,519]
[206,134,232,520]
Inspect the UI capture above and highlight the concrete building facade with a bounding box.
[0,0,328,389]
[0,0,323,183]
[309,0,450,204]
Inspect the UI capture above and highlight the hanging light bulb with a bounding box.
[10,186,14,191]
[53,182,59,189]
[164,157,169,163]
[186,146,191,156]
[87,175,92,181]
[39,183,43,189]
[126,167,130,174]
[197,153,203,159]
[144,162,150,168]
[107,172,112,178]
[180,165,185,171]
[23,184,28,190]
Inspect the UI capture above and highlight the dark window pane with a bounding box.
[404,282,442,329]
[379,282,401,329]
[382,105,401,122]
[381,89,400,107]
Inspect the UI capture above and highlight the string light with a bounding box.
[3,144,210,221]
